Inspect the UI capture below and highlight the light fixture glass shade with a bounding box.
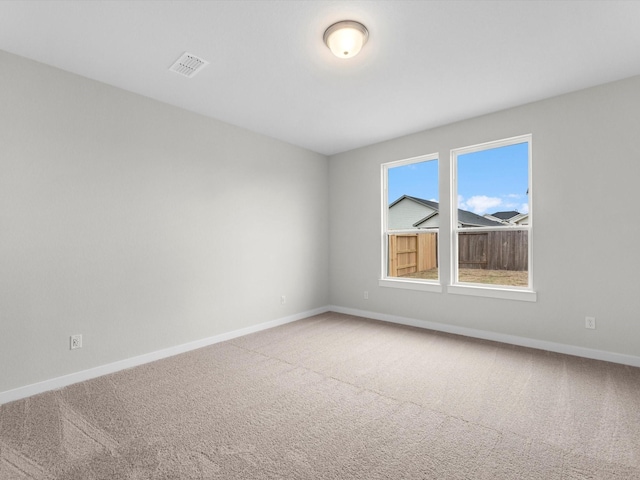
[323,20,369,59]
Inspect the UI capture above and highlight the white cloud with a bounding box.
[464,195,502,215]
[459,193,527,216]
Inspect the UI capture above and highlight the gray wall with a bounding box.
[0,51,330,393]
[329,75,640,358]
[3,46,639,396]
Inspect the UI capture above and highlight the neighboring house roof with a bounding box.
[490,210,521,220]
[412,211,439,227]
[390,195,503,228]
[485,210,529,226]
[457,209,505,227]
[389,195,439,210]
[510,212,529,225]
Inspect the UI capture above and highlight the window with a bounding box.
[450,135,534,300]
[380,154,441,292]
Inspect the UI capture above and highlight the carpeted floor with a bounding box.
[1,312,639,479]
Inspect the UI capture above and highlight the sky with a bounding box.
[388,142,529,216]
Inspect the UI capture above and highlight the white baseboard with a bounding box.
[4,304,638,405]
[328,305,640,368]
[0,306,330,405]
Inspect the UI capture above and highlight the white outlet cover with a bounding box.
[70,334,83,349]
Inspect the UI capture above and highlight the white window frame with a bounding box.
[449,134,536,302]
[379,153,442,293]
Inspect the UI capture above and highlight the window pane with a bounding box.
[457,230,528,286]
[388,232,438,279]
[387,158,438,280]
[457,142,529,226]
[455,140,530,288]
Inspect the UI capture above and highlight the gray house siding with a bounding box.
[389,195,504,230]
[388,198,435,230]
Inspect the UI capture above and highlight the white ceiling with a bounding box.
[1,1,639,155]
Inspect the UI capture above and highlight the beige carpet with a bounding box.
[1,312,639,479]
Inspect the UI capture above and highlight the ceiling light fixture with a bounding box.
[323,20,369,59]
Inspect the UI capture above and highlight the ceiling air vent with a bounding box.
[169,52,209,78]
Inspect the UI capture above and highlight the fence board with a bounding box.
[458,230,528,271]
[417,233,437,271]
[389,232,438,277]
[458,232,487,269]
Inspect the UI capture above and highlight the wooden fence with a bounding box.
[458,230,528,271]
[388,233,438,277]
[389,230,528,277]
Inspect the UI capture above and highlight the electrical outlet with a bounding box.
[364,291,369,299]
[585,317,596,330]
[70,334,82,349]
[281,295,286,305]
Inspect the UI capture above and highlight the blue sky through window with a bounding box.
[388,159,439,204]
[388,142,529,216]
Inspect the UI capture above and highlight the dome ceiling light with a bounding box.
[323,20,369,59]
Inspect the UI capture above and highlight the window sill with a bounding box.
[448,284,537,302]
[379,278,443,293]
